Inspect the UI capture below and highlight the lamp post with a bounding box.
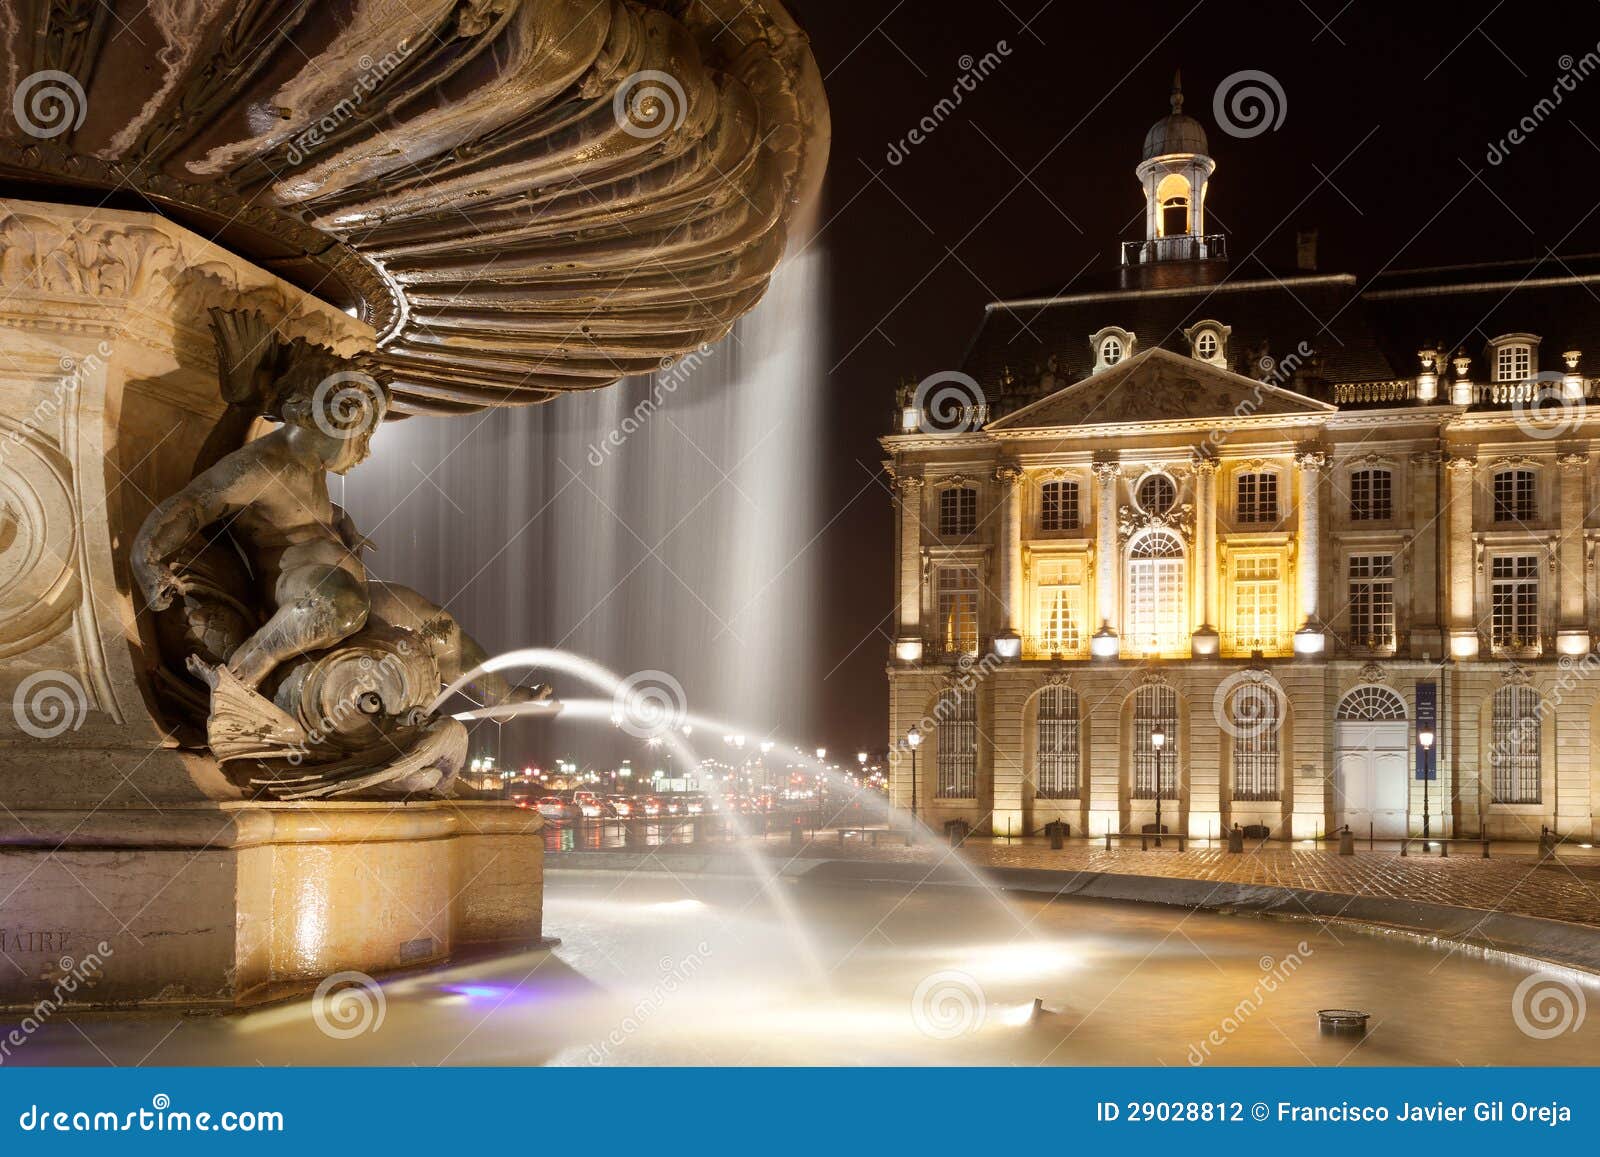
[906,728,922,824]
[1419,728,1434,846]
[1150,726,1166,848]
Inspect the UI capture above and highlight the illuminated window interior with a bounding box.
[1230,554,1280,652]
[1494,342,1532,382]
[1100,336,1123,366]
[1156,174,1190,236]
[1033,557,1086,656]
[935,564,980,655]
[1127,531,1185,654]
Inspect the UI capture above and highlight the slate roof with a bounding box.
[961,254,1600,419]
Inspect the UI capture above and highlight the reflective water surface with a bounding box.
[8,871,1595,1066]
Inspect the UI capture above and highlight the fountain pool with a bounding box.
[8,871,1593,1066]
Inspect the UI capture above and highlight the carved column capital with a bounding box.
[994,462,1023,486]
[1558,451,1588,472]
[1293,445,1329,472]
[1190,453,1220,475]
[1091,456,1121,484]
[1443,453,1478,475]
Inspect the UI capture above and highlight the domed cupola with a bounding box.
[1126,72,1222,268]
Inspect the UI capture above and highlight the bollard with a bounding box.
[1046,820,1066,850]
[1227,824,1244,854]
[1338,827,1355,856]
[1440,839,1448,858]
[1538,826,1559,859]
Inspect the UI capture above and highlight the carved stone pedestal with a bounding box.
[0,200,543,1008]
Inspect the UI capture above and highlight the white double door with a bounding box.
[1335,721,1410,839]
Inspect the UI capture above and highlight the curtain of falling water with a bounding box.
[341,242,825,767]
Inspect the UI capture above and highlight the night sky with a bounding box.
[799,0,1600,751]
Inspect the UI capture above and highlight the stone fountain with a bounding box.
[0,0,828,1008]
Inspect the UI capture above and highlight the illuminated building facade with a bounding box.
[884,83,1600,842]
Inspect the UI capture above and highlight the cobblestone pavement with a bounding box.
[622,833,1600,930]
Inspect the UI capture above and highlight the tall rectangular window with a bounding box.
[1231,555,1280,651]
[935,565,979,655]
[938,487,977,536]
[1039,480,1079,531]
[1490,685,1541,804]
[1035,686,1080,799]
[1349,469,1392,521]
[1347,554,1395,648]
[1235,472,1278,525]
[1034,557,1086,656]
[935,688,977,799]
[1132,685,1179,800]
[1127,533,1185,653]
[1492,469,1536,522]
[1490,554,1540,650]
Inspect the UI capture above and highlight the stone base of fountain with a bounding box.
[0,800,544,1010]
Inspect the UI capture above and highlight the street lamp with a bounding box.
[906,729,922,823]
[1419,728,1435,846]
[1150,726,1166,848]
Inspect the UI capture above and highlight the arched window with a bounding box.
[1494,342,1533,383]
[1492,469,1536,523]
[1132,684,1178,799]
[1195,330,1218,360]
[1127,530,1185,653]
[1100,336,1124,366]
[935,688,977,799]
[1490,685,1541,804]
[1335,684,1407,721]
[1156,174,1190,236]
[1229,684,1281,801]
[1035,686,1080,799]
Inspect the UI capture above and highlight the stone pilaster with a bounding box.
[994,463,1023,656]
[1408,451,1443,658]
[1091,457,1121,656]
[1293,447,1328,654]
[1444,454,1479,658]
[1192,455,1220,655]
[894,474,925,661]
[1556,451,1589,655]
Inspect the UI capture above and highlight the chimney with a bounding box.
[1296,228,1318,272]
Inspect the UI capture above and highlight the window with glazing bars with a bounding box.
[1229,685,1280,801]
[935,688,977,799]
[1034,686,1080,799]
[1349,469,1392,521]
[1040,480,1079,531]
[1235,472,1278,524]
[1495,343,1532,383]
[1231,555,1279,650]
[1490,555,1540,650]
[1131,685,1179,799]
[938,487,977,535]
[1347,554,1395,648]
[1492,470,1536,523]
[1490,684,1541,803]
[935,565,979,655]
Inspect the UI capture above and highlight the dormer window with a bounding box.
[1489,334,1539,382]
[1089,327,1137,373]
[1184,320,1231,368]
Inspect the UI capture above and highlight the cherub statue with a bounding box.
[132,311,546,799]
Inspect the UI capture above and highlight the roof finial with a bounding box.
[1170,69,1184,115]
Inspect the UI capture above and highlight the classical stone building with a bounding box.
[884,83,1600,843]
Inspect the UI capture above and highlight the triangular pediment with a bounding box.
[986,347,1335,430]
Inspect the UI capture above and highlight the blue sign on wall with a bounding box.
[1415,681,1437,781]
